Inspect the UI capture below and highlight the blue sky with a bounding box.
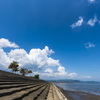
[0,0,100,80]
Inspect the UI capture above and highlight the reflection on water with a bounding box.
[54,82,100,96]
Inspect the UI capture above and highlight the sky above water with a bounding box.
[0,0,100,81]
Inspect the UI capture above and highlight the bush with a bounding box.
[34,75,39,79]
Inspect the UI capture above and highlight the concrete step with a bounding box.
[0,79,46,85]
[0,81,43,85]
[0,82,28,85]
[22,84,48,100]
[0,83,40,90]
[36,85,50,100]
[0,78,40,82]
[0,84,46,100]
[0,83,43,97]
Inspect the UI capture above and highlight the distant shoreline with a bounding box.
[49,81,100,83]
[57,86,100,100]
[52,81,77,83]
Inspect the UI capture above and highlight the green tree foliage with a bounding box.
[8,61,19,73]
[28,70,32,74]
[20,68,28,76]
[20,68,32,76]
[34,74,39,79]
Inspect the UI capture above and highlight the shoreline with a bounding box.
[57,86,100,100]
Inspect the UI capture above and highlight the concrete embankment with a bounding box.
[0,70,68,100]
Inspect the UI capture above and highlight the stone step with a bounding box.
[22,84,48,100]
[0,83,44,97]
[0,79,33,82]
[0,83,40,90]
[0,78,41,82]
[0,84,46,100]
[36,85,50,100]
[0,82,28,85]
[0,78,44,83]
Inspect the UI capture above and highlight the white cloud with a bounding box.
[71,16,100,28]
[71,17,84,28]
[41,66,78,79]
[0,49,11,68]
[8,49,30,67]
[58,66,66,73]
[0,38,60,72]
[55,66,67,76]
[87,16,99,26]
[45,68,53,73]
[27,46,60,68]
[79,76,91,79]
[0,38,19,48]
[84,42,95,48]
[88,0,95,3]
[68,73,78,78]
[0,38,91,80]
[34,69,91,80]
[0,46,60,69]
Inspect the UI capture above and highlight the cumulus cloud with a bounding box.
[36,66,90,80]
[40,66,78,79]
[0,49,11,68]
[68,73,78,78]
[87,16,99,26]
[56,66,67,76]
[45,68,53,73]
[0,38,60,70]
[84,42,95,48]
[0,38,19,48]
[0,38,91,80]
[0,47,60,69]
[71,17,84,28]
[8,49,30,67]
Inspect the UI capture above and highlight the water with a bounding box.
[54,82,100,96]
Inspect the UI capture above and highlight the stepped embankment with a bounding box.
[0,70,68,100]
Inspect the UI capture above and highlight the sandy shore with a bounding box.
[57,86,100,100]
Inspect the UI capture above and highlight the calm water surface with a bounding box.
[54,82,100,96]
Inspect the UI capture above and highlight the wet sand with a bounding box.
[57,86,100,100]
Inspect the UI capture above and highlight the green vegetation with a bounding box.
[20,68,28,76]
[8,61,19,73]
[8,61,32,76]
[28,70,32,74]
[20,68,32,76]
[34,74,39,79]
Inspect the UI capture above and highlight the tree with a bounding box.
[34,75,39,79]
[28,70,32,74]
[20,68,33,76]
[20,68,28,76]
[8,61,19,73]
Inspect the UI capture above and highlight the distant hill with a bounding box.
[46,79,80,83]
[46,79,100,83]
